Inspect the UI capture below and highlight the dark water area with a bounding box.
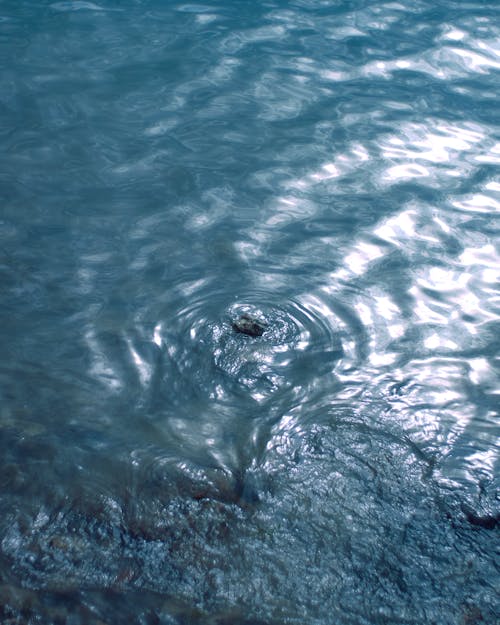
[1,1,499,623]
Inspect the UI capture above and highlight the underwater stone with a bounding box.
[465,511,499,530]
[232,314,267,337]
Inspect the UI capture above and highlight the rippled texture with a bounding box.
[1,1,499,623]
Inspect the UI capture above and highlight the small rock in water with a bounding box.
[232,313,267,337]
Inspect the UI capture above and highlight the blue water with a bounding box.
[1,1,499,623]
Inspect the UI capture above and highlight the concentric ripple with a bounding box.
[138,280,347,489]
[160,282,344,409]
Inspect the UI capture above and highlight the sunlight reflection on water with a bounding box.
[1,0,499,623]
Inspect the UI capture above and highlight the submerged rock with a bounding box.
[465,511,499,530]
[232,314,267,337]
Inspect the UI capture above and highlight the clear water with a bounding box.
[1,1,499,623]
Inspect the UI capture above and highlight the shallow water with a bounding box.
[1,1,499,623]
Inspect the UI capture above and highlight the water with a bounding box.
[1,1,499,623]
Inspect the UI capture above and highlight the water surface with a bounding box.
[0,1,499,623]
